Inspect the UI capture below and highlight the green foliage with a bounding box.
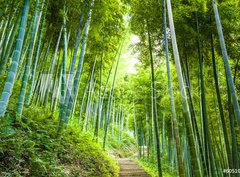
[0,105,119,177]
[106,127,137,157]
[135,155,177,177]
[0,107,64,176]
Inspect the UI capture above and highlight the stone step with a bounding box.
[120,172,150,175]
[120,166,145,170]
[120,164,141,167]
[120,166,144,170]
[120,169,146,172]
[120,175,150,177]
[118,158,151,177]
[119,172,151,177]
[119,161,137,165]
[119,161,136,163]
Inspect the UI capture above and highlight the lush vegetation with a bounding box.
[0,107,119,176]
[0,80,120,176]
[0,0,240,176]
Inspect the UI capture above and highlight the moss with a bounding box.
[0,105,119,177]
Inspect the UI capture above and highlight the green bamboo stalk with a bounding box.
[85,79,97,131]
[51,52,63,112]
[182,61,205,171]
[195,12,214,176]
[181,44,203,166]
[144,97,151,160]
[82,80,92,130]
[0,19,9,50]
[226,77,240,173]
[133,98,139,154]
[211,33,231,168]
[140,114,145,157]
[65,1,86,101]
[51,53,62,112]
[0,14,21,74]
[79,74,91,124]
[103,39,124,150]
[17,17,33,78]
[0,0,30,117]
[58,4,69,137]
[0,23,13,61]
[213,0,240,126]
[166,0,201,176]
[94,52,103,140]
[147,24,162,177]
[17,0,41,117]
[111,97,116,137]
[0,2,19,65]
[161,112,165,153]
[199,53,215,176]
[61,1,86,120]
[43,27,63,107]
[64,0,95,125]
[83,58,97,130]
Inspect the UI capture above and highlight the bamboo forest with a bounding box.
[0,0,240,176]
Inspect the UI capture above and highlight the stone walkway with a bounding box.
[118,158,151,177]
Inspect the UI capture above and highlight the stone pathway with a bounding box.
[118,158,151,177]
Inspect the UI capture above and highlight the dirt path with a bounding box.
[118,158,151,177]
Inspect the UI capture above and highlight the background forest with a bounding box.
[0,0,240,176]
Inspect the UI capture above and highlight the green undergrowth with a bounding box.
[0,105,119,177]
[72,119,138,159]
[103,127,137,158]
[135,155,178,177]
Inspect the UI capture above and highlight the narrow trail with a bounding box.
[118,158,151,177]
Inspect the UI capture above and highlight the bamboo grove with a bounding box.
[0,0,240,177]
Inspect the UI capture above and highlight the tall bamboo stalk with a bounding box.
[64,0,95,125]
[58,5,68,137]
[17,0,42,117]
[213,0,240,126]
[0,0,30,117]
[166,0,201,176]
[211,33,231,168]
[103,37,124,150]
[147,23,162,177]
[162,0,185,176]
